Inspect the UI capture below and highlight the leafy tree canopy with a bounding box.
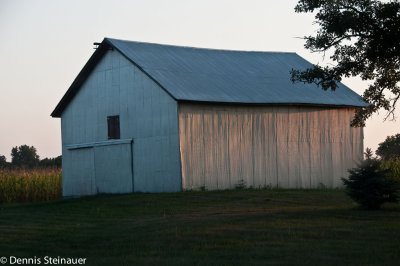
[11,145,40,168]
[376,133,400,160]
[39,155,62,168]
[0,155,8,168]
[291,0,400,126]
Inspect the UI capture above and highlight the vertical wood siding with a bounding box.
[179,103,363,190]
[61,50,181,196]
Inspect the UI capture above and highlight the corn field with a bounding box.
[0,168,62,204]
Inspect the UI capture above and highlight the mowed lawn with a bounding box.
[0,190,399,265]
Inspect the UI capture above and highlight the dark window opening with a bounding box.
[107,115,120,139]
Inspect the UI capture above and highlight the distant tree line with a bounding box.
[0,145,61,169]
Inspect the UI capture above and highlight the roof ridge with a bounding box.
[105,37,296,54]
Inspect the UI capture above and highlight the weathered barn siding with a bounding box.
[179,103,363,190]
[61,50,181,196]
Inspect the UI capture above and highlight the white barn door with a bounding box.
[66,148,95,196]
[94,143,133,194]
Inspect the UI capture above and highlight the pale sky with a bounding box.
[0,0,399,161]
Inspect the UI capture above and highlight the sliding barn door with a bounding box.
[65,148,95,196]
[94,143,133,194]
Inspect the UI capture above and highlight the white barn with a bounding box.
[51,38,368,197]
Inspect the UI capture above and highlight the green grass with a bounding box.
[0,189,399,265]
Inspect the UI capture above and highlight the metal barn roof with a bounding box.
[51,38,368,117]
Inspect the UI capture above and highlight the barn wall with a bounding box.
[178,103,363,190]
[61,50,181,196]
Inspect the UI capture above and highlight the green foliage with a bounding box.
[11,145,40,168]
[342,158,400,209]
[234,179,247,190]
[292,0,400,126]
[0,168,62,204]
[364,147,374,160]
[380,157,400,181]
[39,155,62,168]
[376,133,400,160]
[9,145,61,169]
[0,155,9,169]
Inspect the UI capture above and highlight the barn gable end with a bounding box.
[60,49,181,196]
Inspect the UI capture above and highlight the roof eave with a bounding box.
[177,99,369,108]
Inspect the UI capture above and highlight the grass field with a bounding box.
[0,189,399,265]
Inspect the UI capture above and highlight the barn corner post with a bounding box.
[176,102,184,192]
